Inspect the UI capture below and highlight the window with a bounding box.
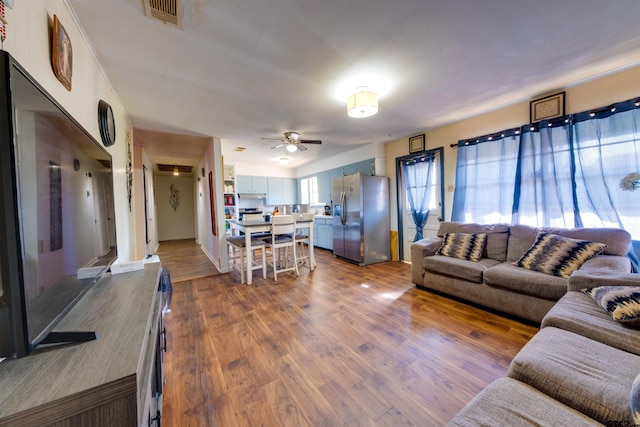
[300,176,319,205]
[452,97,640,240]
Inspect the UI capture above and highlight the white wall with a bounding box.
[5,1,137,262]
[156,175,195,241]
[194,137,229,272]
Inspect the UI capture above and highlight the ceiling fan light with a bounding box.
[347,86,378,118]
[285,144,298,153]
[173,165,179,176]
[287,131,300,141]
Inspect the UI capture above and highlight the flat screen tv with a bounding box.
[0,51,117,359]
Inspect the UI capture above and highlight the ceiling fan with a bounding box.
[263,131,322,152]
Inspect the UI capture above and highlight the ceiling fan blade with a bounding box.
[271,143,285,149]
[300,139,322,144]
[297,144,308,151]
[262,137,285,141]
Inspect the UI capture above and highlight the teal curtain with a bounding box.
[451,97,640,271]
[402,154,435,242]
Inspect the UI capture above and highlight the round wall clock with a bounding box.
[98,100,116,147]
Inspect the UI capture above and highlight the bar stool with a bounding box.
[227,235,267,284]
[243,213,270,239]
[294,213,315,270]
[263,215,299,281]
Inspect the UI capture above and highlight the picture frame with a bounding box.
[409,134,425,153]
[51,14,72,91]
[49,161,62,251]
[530,91,565,123]
[208,171,218,236]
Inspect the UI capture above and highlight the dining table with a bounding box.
[227,217,316,284]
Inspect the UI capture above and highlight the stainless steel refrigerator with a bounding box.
[332,173,390,265]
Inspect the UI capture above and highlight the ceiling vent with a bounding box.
[143,0,183,28]
[157,164,192,174]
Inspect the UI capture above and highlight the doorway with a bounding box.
[396,147,444,262]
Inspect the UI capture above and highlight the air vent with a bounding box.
[143,0,183,28]
[157,164,192,174]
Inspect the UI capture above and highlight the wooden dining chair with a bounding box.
[262,215,299,281]
[242,213,264,221]
[294,213,315,270]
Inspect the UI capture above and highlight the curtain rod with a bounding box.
[451,96,640,149]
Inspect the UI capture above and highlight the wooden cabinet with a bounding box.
[283,178,296,204]
[236,175,268,194]
[0,263,164,427]
[267,177,284,205]
[237,176,296,205]
[314,216,333,250]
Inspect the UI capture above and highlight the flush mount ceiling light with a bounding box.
[347,86,378,118]
[279,157,289,165]
[285,144,298,153]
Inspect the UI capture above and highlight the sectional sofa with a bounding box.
[447,272,640,426]
[409,221,640,425]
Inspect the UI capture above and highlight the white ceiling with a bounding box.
[67,0,640,172]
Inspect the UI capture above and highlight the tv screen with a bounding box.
[0,51,117,358]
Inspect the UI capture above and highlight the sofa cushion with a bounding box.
[569,269,639,292]
[542,291,640,355]
[507,223,631,262]
[632,373,640,424]
[438,222,510,262]
[508,326,640,426]
[436,232,487,262]
[583,286,640,328]
[423,255,499,283]
[483,263,567,301]
[446,377,602,427]
[513,232,606,278]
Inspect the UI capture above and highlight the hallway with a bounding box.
[156,239,221,283]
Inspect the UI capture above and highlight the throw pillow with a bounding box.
[513,232,607,278]
[582,286,640,328]
[632,373,640,424]
[436,232,487,262]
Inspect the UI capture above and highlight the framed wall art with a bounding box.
[51,14,72,91]
[49,161,62,251]
[208,171,218,236]
[530,91,565,123]
[409,134,425,153]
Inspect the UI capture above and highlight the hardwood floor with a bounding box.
[156,239,222,283]
[160,244,538,426]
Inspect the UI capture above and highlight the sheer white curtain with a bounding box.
[451,132,520,224]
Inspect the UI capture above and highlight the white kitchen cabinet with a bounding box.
[314,216,333,250]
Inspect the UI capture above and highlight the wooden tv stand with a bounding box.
[0,262,165,426]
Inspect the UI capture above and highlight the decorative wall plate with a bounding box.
[98,100,115,147]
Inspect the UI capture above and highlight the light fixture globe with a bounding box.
[347,86,378,118]
[285,143,298,153]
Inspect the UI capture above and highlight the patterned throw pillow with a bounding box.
[436,233,487,262]
[513,232,607,278]
[583,286,640,328]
